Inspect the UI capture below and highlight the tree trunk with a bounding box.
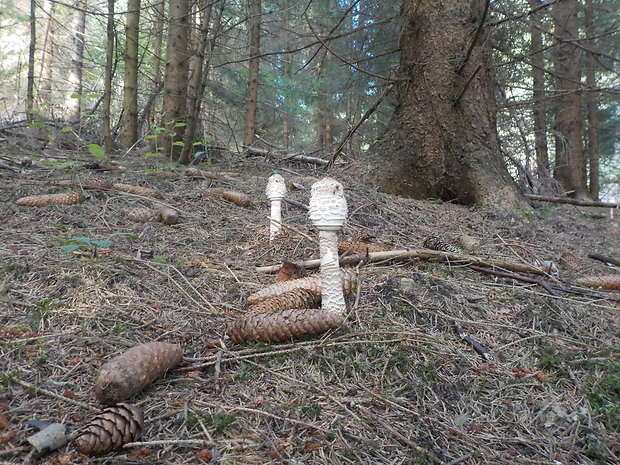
[65,0,86,124]
[26,0,36,121]
[144,0,165,152]
[528,0,549,177]
[39,0,56,110]
[584,0,599,200]
[102,0,115,153]
[552,0,589,199]
[180,0,220,164]
[282,0,291,149]
[358,0,525,208]
[121,0,141,149]
[160,0,191,160]
[242,0,261,147]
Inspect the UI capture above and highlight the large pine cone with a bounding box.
[576,274,620,290]
[72,403,143,455]
[95,342,183,404]
[248,288,320,314]
[15,192,84,207]
[113,183,162,199]
[127,207,162,223]
[422,235,461,253]
[58,176,114,190]
[247,269,358,305]
[228,308,344,344]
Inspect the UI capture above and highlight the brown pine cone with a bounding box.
[113,183,162,199]
[559,252,580,271]
[72,403,143,455]
[95,342,183,404]
[248,288,320,314]
[58,176,114,190]
[422,235,460,253]
[575,274,620,290]
[221,190,252,207]
[15,192,84,207]
[247,268,358,305]
[127,207,162,223]
[228,308,344,344]
[186,167,219,179]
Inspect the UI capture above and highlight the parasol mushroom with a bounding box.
[308,177,348,315]
[265,173,287,241]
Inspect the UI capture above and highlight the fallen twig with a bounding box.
[256,249,546,275]
[243,145,329,165]
[468,265,558,296]
[525,194,620,209]
[454,324,492,361]
[588,253,620,267]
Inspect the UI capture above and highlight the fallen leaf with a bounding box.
[306,442,321,452]
[535,371,550,382]
[130,447,151,460]
[276,262,305,282]
[512,367,533,378]
[196,448,213,462]
[269,443,286,459]
[0,430,16,444]
[63,390,78,399]
[0,414,8,429]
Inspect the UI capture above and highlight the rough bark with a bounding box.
[242,0,261,147]
[26,0,36,121]
[282,0,291,149]
[552,0,589,199]
[65,0,86,124]
[160,0,191,160]
[102,0,115,153]
[121,0,141,149]
[584,0,599,200]
[528,0,549,177]
[358,0,526,209]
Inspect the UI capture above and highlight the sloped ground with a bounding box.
[0,145,619,465]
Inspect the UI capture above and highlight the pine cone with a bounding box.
[247,268,358,305]
[248,288,320,314]
[228,308,344,344]
[95,342,183,405]
[422,235,460,253]
[113,183,162,199]
[221,190,252,207]
[203,187,226,195]
[575,274,620,290]
[559,252,580,271]
[186,167,219,179]
[58,176,114,190]
[275,262,306,282]
[127,207,162,223]
[15,192,84,207]
[157,207,179,225]
[338,240,391,255]
[72,403,143,455]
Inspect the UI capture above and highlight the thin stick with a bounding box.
[256,249,545,275]
[525,194,620,208]
[124,439,214,448]
[588,253,620,267]
[12,378,97,412]
[468,265,558,296]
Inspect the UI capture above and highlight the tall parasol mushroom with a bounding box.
[265,173,287,241]
[308,177,348,315]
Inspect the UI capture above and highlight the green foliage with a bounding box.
[61,232,139,256]
[586,361,620,432]
[88,143,106,160]
[205,412,236,434]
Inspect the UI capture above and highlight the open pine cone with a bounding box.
[71,403,143,455]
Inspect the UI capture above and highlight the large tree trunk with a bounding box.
[528,0,549,178]
[242,0,261,147]
[144,0,165,152]
[584,0,599,200]
[160,0,190,160]
[26,0,36,121]
[39,0,56,111]
[102,0,115,153]
[358,0,525,208]
[65,0,86,124]
[552,0,589,199]
[282,0,292,149]
[121,0,141,149]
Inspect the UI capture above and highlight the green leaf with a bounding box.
[61,244,82,254]
[144,152,160,158]
[27,122,46,128]
[88,144,106,160]
[173,141,185,147]
[87,93,102,99]
[57,161,72,169]
[174,122,186,127]
[193,151,205,158]
[60,126,73,132]
[90,240,112,248]
[145,134,157,140]
[70,93,87,99]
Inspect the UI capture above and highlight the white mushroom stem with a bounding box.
[265,173,287,241]
[318,231,346,315]
[308,177,348,316]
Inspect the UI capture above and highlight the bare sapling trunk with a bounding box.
[242,0,261,147]
[584,0,600,200]
[65,0,86,124]
[39,0,56,109]
[26,0,36,121]
[121,0,141,149]
[144,0,165,152]
[102,0,115,153]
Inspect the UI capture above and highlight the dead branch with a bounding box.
[525,194,620,208]
[243,146,329,166]
[256,249,546,275]
[588,253,620,267]
[468,265,558,296]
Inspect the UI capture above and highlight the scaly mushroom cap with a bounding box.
[308,178,348,231]
[265,173,287,200]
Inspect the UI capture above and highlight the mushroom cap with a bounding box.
[265,173,287,200]
[308,177,348,230]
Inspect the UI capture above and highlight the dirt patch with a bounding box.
[1,146,619,465]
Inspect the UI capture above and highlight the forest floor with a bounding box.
[0,139,619,465]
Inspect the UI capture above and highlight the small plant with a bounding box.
[206,413,236,434]
[61,232,139,257]
[145,124,166,158]
[301,401,321,419]
[586,360,620,431]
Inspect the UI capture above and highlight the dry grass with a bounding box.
[1,147,619,465]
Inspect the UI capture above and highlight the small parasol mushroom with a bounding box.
[308,177,348,316]
[265,173,287,241]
